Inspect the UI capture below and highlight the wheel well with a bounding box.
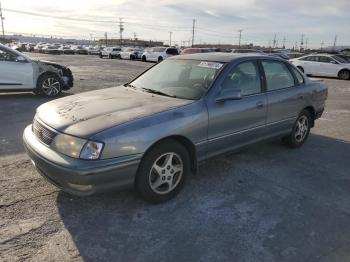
[36,71,60,88]
[338,68,350,75]
[303,106,315,127]
[145,136,197,172]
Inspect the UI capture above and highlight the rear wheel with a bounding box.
[36,74,62,97]
[283,110,311,148]
[135,140,190,203]
[338,69,350,80]
[158,56,163,63]
[142,56,146,62]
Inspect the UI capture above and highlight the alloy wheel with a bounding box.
[42,77,61,97]
[294,115,308,143]
[148,152,183,195]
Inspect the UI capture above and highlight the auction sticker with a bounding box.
[197,61,223,70]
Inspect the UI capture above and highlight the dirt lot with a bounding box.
[1,54,350,262]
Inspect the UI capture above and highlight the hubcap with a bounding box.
[340,71,349,79]
[295,115,308,142]
[149,152,183,195]
[42,78,61,96]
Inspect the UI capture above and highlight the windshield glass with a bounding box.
[130,59,224,100]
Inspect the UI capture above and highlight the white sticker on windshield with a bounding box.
[197,61,223,70]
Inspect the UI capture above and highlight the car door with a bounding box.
[302,56,320,75]
[260,59,305,136]
[0,46,34,89]
[206,60,267,158]
[318,56,340,77]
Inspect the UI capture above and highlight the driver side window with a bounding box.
[221,61,261,96]
[0,47,17,62]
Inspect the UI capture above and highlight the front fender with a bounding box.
[91,100,208,160]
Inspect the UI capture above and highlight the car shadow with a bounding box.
[56,133,350,262]
[0,92,73,156]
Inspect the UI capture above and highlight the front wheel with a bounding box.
[135,140,190,203]
[338,69,350,80]
[36,74,62,97]
[141,56,146,62]
[283,110,311,148]
[158,56,163,63]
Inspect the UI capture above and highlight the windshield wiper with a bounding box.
[124,83,137,89]
[141,88,177,98]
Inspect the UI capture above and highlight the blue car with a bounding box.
[23,53,328,203]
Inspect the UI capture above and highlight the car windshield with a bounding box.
[129,59,224,100]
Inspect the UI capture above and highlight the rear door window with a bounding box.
[262,60,295,91]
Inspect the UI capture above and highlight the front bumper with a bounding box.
[23,125,142,196]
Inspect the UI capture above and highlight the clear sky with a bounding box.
[1,0,349,48]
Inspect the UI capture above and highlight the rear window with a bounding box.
[166,48,179,55]
[262,60,295,91]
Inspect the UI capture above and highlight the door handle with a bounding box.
[256,101,264,109]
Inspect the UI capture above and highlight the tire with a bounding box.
[36,73,62,97]
[283,109,311,148]
[297,66,304,73]
[135,140,190,203]
[130,55,135,60]
[109,54,113,59]
[158,56,163,63]
[142,56,146,62]
[99,53,103,58]
[338,69,350,80]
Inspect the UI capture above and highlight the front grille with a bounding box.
[32,119,57,146]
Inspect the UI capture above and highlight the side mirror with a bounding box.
[330,60,337,64]
[16,56,27,63]
[215,89,242,103]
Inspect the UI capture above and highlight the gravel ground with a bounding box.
[0,53,350,262]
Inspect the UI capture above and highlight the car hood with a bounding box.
[36,86,192,138]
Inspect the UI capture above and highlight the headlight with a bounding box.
[51,133,103,160]
[80,141,104,160]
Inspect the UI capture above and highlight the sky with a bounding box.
[1,0,350,48]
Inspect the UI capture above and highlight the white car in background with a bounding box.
[290,54,350,80]
[0,43,73,97]
[120,47,142,60]
[99,47,122,59]
[141,47,179,62]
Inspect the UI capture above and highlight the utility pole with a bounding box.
[282,36,286,49]
[169,31,172,46]
[191,19,196,47]
[300,33,305,51]
[104,32,108,46]
[118,17,124,45]
[272,33,276,48]
[0,1,5,39]
[238,29,243,48]
[133,32,137,40]
[305,38,308,50]
[321,41,324,50]
[333,35,337,51]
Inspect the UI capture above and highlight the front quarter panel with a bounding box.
[91,100,208,160]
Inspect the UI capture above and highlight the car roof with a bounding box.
[169,52,273,63]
